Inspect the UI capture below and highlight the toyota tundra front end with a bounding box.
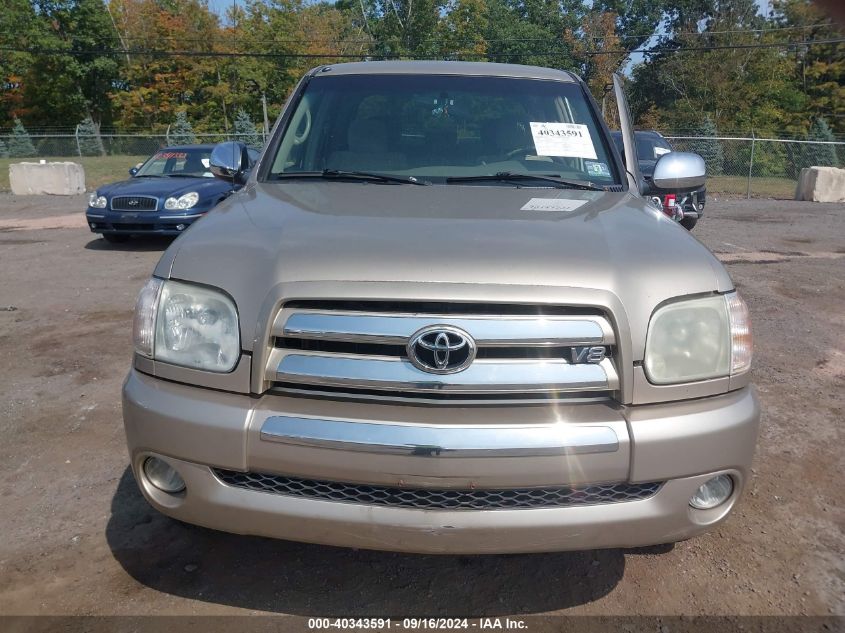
[122,61,759,554]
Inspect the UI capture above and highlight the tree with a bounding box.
[805,117,838,167]
[696,115,724,176]
[77,116,105,156]
[7,0,121,129]
[628,0,806,137]
[8,117,36,157]
[233,108,262,148]
[169,111,197,145]
[772,0,845,135]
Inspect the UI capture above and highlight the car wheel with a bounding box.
[103,234,130,243]
[680,217,698,231]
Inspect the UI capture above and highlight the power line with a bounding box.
[2,37,842,60]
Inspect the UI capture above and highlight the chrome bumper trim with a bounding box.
[274,311,614,346]
[259,415,619,457]
[268,350,617,393]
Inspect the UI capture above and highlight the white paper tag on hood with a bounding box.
[521,198,588,212]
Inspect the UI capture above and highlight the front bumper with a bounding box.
[122,369,760,554]
[85,208,208,235]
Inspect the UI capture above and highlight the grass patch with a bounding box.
[708,175,797,199]
[0,155,148,192]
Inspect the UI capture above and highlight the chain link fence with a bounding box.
[0,132,264,159]
[1,131,843,199]
[665,136,845,199]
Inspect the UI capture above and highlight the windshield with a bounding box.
[136,148,213,177]
[268,74,621,186]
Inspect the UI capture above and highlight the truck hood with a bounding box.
[159,182,733,354]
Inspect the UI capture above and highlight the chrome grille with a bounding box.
[111,196,158,211]
[213,469,661,510]
[268,301,618,400]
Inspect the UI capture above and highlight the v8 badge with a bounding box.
[570,346,607,364]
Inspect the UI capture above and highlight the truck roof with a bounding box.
[313,60,579,83]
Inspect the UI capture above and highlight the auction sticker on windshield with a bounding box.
[529,122,597,159]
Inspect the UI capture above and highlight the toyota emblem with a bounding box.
[407,325,476,374]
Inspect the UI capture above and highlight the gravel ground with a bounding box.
[0,194,842,618]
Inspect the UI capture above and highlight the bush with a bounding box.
[8,117,36,158]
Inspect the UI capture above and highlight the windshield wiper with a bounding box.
[446,172,603,191]
[272,169,430,185]
[166,173,205,178]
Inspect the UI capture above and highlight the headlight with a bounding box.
[88,193,107,208]
[644,292,751,385]
[164,192,200,210]
[132,278,240,373]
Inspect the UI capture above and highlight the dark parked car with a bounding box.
[611,130,705,230]
[85,144,257,243]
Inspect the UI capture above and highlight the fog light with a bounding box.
[143,456,185,493]
[176,224,186,231]
[689,474,733,510]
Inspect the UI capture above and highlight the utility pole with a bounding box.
[261,92,270,141]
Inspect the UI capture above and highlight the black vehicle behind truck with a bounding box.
[611,130,705,230]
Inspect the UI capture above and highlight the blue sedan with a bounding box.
[85,144,255,243]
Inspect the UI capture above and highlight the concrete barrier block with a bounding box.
[9,161,86,196]
[795,166,845,203]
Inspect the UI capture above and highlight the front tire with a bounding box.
[680,217,698,231]
[103,233,130,244]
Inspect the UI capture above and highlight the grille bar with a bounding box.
[267,350,617,393]
[274,310,614,346]
[213,469,661,510]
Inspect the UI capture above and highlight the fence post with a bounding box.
[746,133,755,199]
[74,124,82,157]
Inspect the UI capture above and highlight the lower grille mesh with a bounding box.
[213,469,661,510]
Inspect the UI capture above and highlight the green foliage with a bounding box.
[170,111,197,145]
[233,108,262,148]
[8,117,36,157]
[77,116,104,156]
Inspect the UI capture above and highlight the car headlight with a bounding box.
[164,192,200,210]
[644,291,751,384]
[133,278,240,373]
[88,193,107,208]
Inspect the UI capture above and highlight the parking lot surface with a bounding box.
[0,194,842,617]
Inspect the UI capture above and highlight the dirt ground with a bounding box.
[0,193,842,619]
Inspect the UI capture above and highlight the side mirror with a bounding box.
[210,141,250,185]
[652,152,706,192]
[128,166,139,177]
